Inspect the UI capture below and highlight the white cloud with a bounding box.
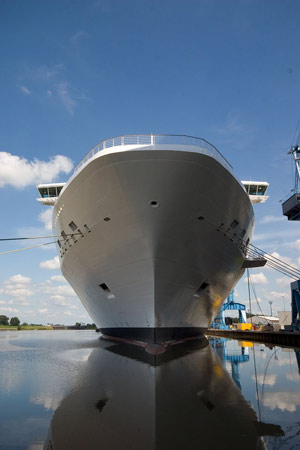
[0,307,19,313]
[70,30,89,45]
[30,393,62,411]
[0,152,73,189]
[251,374,276,386]
[3,274,34,300]
[56,285,76,296]
[0,272,85,325]
[263,391,300,412]
[40,256,60,270]
[215,115,251,136]
[3,299,30,306]
[5,274,32,284]
[22,63,86,116]
[259,215,285,225]
[50,275,65,283]
[213,114,254,149]
[269,291,288,300]
[276,276,294,287]
[292,239,300,251]
[50,295,65,301]
[35,64,64,80]
[20,85,31,95]
[253,228,300,243]
[286,372,300,382]
[39,281,77,301]
[269,251,294,266]
[5,288,33,299]
[69,304,79,310]
[46,284,76,297]
[50,295,72,307]
[39,209,53,231]
[57,82,76,116]
[244,272,268,284]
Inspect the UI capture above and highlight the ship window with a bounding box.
[240,228,246,238]
[198,216,205,221]
[61,230,67,241]
[69,221,78,231]
[199,282,209,290]
[104,217,111,222]
[38,187,49,198]
[257,185,267,196]
[95,398,109,413]
[57,240,62,248]
[57,186,63,195]
[149,200,159,208]
[249,185,258,195]
[99,283,110,291]
[230,219,239,229]
[48,187,57,197]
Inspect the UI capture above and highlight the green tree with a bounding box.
[10,317,20,326]
[0,315,9,325]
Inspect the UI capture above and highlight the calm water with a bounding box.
[0,330,299,450]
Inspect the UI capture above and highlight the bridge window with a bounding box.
[38,187,49,198]
[49,187,56,197]
[249,185,258,195]
[38,185,65,198]
[257,185,267,195]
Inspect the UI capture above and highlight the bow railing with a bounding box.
[74,134,233,173]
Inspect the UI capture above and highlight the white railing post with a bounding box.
[151,134,154,145]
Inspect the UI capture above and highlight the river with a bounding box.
[0,330,299,449]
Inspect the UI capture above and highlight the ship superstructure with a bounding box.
[37,134,268,342]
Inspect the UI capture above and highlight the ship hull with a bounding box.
[53,146,254,341]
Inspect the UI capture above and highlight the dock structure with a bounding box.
[206,328,300,348]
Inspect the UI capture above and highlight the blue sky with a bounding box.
[1,0,300,324]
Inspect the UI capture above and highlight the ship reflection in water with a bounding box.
[44,337,283,450]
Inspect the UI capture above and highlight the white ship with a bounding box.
[37,134,268,342]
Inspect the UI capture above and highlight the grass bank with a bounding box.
[0,325,53,331]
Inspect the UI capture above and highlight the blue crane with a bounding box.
[210,337,249,390]
[211,290,247,329]
[282,141,300,331]
[282,144,300,221]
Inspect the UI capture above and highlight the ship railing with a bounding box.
[74,134,233,174]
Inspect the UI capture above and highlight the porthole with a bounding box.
[104,217,111,222]
[149,200,159,208]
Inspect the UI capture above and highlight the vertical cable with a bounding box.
[253,344,261,422]
[247,268,253,325]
